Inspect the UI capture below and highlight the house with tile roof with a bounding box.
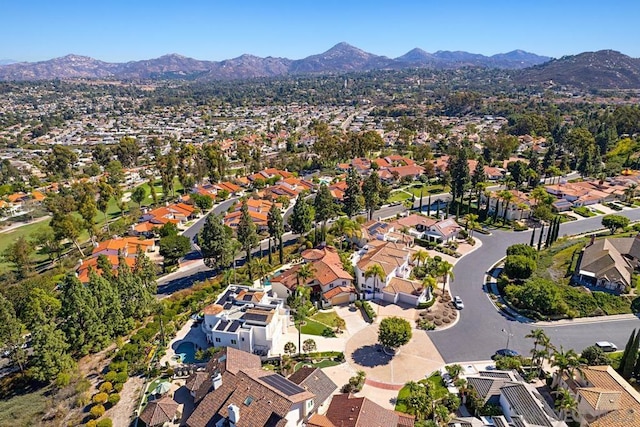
[200,286,289,357]
[557,365,640,427]
[484,190,534,221]
[76,236,156,282]
[323,394,415,427]
[270,246,356,306]
[139,395,182,427]
[573,234,640,293]
[186,349,331,427]
[464,370,567,427]
[354,240,429,305]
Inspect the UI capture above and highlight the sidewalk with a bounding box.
[536,313,639,326]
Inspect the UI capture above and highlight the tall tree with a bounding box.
[362,172,382,220]
[88,271,128,339]
[2,236,34,279]
[343,168,363,218]
[314,184,336,241]
[436,261,455,293]
[200,214,234,270]
[267,203,285,265]
[59,274,106,355]
[365,263,386,300]
[378,316,412,352]
[289,285,312,355]
[236,200,259,277]
[0,294,27,374]
[97,179,114,233]
[30,319,75,382]
[290,196,313,236]
[131,186,146,208]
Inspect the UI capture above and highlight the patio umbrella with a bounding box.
[153,381,171,395]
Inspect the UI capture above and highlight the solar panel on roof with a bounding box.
[215,320,229,331]
[260,374,305,396]
[227,320,241,332]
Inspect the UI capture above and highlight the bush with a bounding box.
[113,382,124,392]
[96,419,113,427]
[92,392,109,404]
[417,298,436,309]
[504,255,536,280]
[103,371,118,383]
[573,207,595,217]
[99,382,113,394]
[358,301,377,322]
[89,404,106,419]
[86,421,97,427]
[513,223,528,231]
[75,392,91,408]
[115,372,128,384]
[321,327,336,337]
[506,244,537,259]
[417,319,436,330]
[108,393,121,406]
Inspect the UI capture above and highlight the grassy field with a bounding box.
[405,183,448,198]
[311,310,344,328]
[395,372,449,413]
[388,191,411,203]
[300,318,330,336]
[0,380,51,427]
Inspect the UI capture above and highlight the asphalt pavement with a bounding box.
[429,208,640,363]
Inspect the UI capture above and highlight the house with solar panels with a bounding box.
[201,285,290,357]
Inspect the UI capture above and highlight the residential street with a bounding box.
[430,208,640,363]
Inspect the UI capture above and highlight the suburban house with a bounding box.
[270,246,356,306]
[139,396,182,427]
[556,365,640,427]
[309,393,415,427]
[545,181,615,208]
[463,370,567,427]
[248,167,293,183]
[76,236,157,282]
[573,234,640,293]
[484,190,533,221]
[388,214,462,243]
[328,181,348,200]
[186,348,335,427]
[201,286,290,357]
[223,199,281,231]
[214,181,242,195]
[354,240,430,305]
[136,202,197,233]
[354,219,414,248]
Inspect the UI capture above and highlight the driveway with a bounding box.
[344,323,444,387]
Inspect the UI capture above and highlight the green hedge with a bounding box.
[417,297,436,309]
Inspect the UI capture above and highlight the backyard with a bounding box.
[395,372,449,413]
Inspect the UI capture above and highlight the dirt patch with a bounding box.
[106,375,145,427]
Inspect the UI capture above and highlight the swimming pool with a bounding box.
[174,341,197,364]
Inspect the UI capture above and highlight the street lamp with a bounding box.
[501,328,514,350]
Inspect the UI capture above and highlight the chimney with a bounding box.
[228,404,240,425]
[211,372,222,390]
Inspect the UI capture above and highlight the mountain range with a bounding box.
[0,42,549,81]
[0,43,639,89]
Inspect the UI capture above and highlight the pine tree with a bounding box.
[537,224,545,251]
[343,168,363,218]
[530,228,536,247]
[362,173,382,220]
[618,329,636,377]
[427,194,432,216]
[267,203,285,265]
[236,199,259,276]
[314,184,336,240]
[623,329,640,380]
[89,271,129,338]
[59,274,107,355]
[419,189,424,213]
[116,254,153,320]
[0,294,27,373]
[290,196,313,236]
[200,214,234,270]
[30,319,75,382]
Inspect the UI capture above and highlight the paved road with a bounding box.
[182,196,239,249]
[429,208,640,363]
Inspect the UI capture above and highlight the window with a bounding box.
[330,283,334,288]
[215,338,221,343]
[231,339,237,345]
[342,281,346,285]
[241,337,245,341]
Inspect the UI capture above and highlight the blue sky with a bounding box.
[2,0,639,62]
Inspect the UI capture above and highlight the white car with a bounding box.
[595,341,617,352]
[453,296,464,310]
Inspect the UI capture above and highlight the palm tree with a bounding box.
[466,213,479,237]
[365,263,386,300]
[553,388,578,421]
[436,261,454,293]
[525,329,548,373]
[412,249,429,268]
[422,275,437,297]
[498,190,515,224]
[296,263,315,288]
[251,257,269,287]
[551,347,584,387]
[290,285,312,356]
[331,217,362,248]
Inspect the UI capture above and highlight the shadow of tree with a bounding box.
[350,344,392,367]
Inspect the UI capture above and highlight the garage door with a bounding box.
[330,293,351,306]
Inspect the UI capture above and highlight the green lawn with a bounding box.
[300,318,330,336]
[406,184,448,198]
[0,220,53,273]
[294,358,341,372]
[389,191,411,203]
[311,310,344,328]
[395,372,449,413]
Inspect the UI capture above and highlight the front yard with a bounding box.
[395,372,449,413]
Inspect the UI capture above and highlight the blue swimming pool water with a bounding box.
[175,341,196,364]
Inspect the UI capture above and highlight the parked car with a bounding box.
[453,296,464,310]
[595,341,618,352]
[493,349,519,358]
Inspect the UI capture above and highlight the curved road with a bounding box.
[430,209,640,363]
